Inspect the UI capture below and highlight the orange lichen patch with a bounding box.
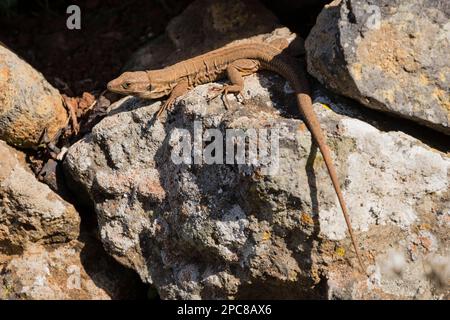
[418,223,432,231]
[0,72,13,114]
[300,212,314,226]
[0,65,9,83]
[335,246,346,257]
[394,47,417,72]
[297,123,307,132]
[137,176,166,202]
[350,63,363,81]
[261,230,271,241]
[287,270,298,282]
[418,232,434,252]
[433,88,450,112]
[356,23,410,76]
[380,89,396,105]
[310,265,322,285]
[419,73,430,86]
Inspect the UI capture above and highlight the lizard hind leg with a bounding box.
[208,59,260,109]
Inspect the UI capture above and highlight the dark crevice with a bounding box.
[311,81,450,153]
[345,0,357,23]
[261,0,330,38]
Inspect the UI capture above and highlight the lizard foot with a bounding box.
[207,85,225,101]
[207,85,243,110]
[156,99,174,118]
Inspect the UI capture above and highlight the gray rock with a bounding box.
[0,239,146,300]
[64,71,449,299]
[0,45,68,148]
[305,0,450,134]
[0,141,80,254]
[62,0,449,299]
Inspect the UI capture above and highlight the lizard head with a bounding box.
[107,71,173,100]
[107,71,154,99]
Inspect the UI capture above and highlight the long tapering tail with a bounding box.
[296,92,366,272]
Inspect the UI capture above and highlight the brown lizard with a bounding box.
[107,41,366,272]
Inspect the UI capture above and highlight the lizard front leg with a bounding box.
[209,59,260,109]
[156,80,189,118]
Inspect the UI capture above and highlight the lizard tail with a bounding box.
[264,55,366,272]
[296,91,366,273]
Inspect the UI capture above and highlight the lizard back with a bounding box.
[147,42,305,90]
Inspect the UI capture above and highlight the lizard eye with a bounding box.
[122,82,131,89]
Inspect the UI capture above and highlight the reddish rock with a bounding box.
[0,45,68,148]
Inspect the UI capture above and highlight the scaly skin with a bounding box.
[107,41,366,272]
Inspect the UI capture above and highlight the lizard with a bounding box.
[107,40,366,272]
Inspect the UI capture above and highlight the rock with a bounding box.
[0,141,80,254]
[0,238,147,300]
[0,45,68,148]
[305,0,450,134]
[64,69,449,299]
[124,0,287,71]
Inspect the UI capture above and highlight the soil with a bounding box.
[0,0,192,97]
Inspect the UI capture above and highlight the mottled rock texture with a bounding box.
[0,239,146,300]
[306,0,450,134]
[0,45,68,148]
[61,0,450,300]
[64,73,449,299]
[0,141,79,254]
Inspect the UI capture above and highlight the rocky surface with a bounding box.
[305,0,450,134]
[0,238,147,300]
[0,141,147,300]
[61,0,449,300]
[64,71,449,299]
[0,141,79,254]
[0,0,448,301]
[0,45,68,148]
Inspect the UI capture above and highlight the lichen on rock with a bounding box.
[64,73,449,299]
[306,0,450,134]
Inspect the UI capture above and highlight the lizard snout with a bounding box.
[106,80,114,91]
[107,79,120,93]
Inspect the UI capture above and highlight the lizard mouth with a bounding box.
[106,81,123,94]
[137,91,155,99]
[106,82,114,92]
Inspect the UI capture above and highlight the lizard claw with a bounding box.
[156,99,174,118]
[207,85,236,109]
[207,85,225,102]
[209,84,223,92]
